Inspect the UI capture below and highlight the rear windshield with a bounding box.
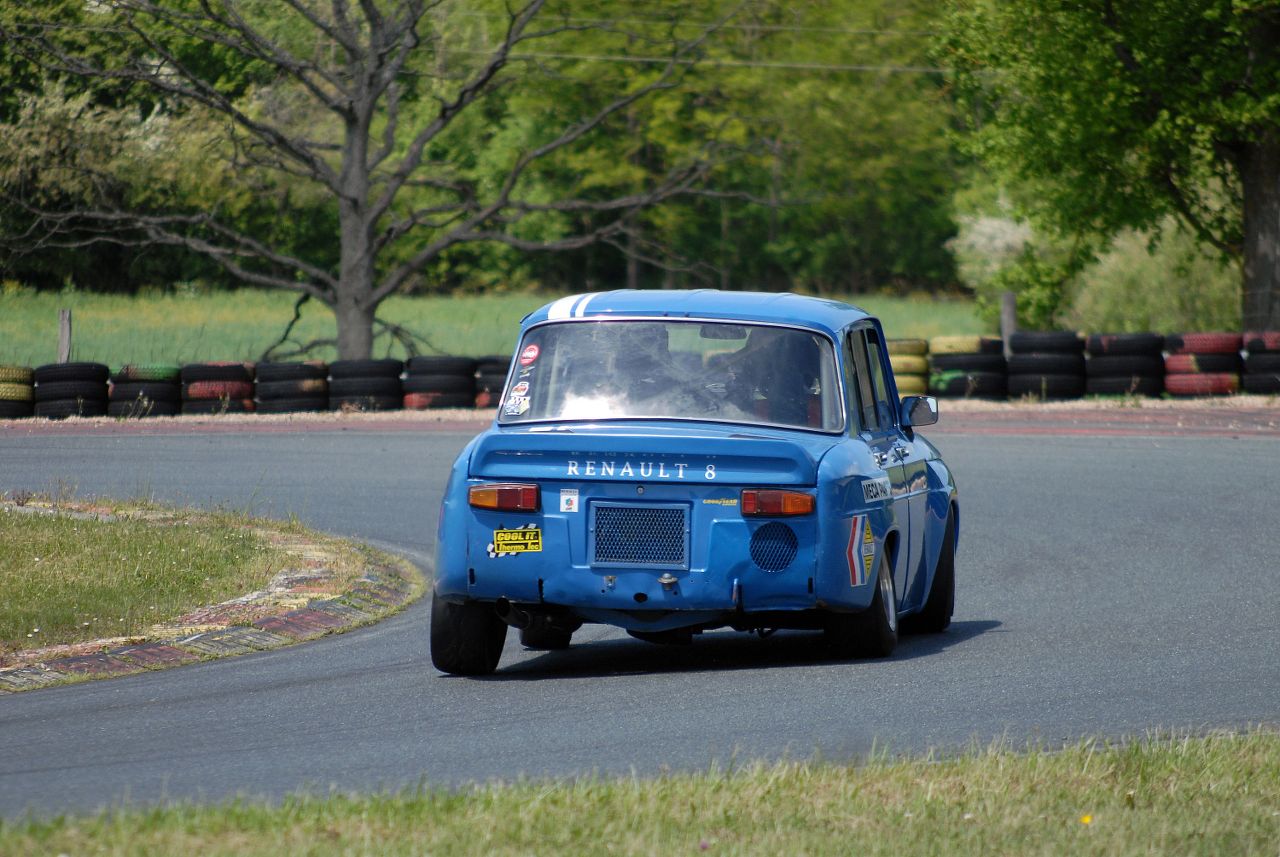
[498,319,843,432]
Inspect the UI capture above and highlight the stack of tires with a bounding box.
[1084,334,1165,397]
[32,362,109,419]
[473,356,510,408]
[181,362,256,414]
[328,359,403,411]
[254,362,328,413]
[403,356,476,410]
[1006,332,1086,400]
[927,336,1006,399]
[1163,333,1242,397]
[887,339,929,396]
[109,364,181,417]
[0,365,35,420]
[1242,331,1280,395]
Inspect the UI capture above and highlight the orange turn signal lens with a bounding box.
[469,483,540,511]
[741,489,815,517]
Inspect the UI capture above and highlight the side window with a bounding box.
[846,331,879,432]
[863,330,897,428]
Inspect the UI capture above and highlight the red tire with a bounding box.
[1164,353,1243,374]
[184,380,255,400]
[404,392,475,409]
[1164,333,1243,355]
[1164,372,1240,396]
[1243,331,1280,354]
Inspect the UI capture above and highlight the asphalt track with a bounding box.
[1,414,1279,817]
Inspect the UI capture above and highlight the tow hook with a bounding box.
[657,573,678,591]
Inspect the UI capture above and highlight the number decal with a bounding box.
[705,464,716,480]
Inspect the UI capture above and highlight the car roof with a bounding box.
[523,290,872,339]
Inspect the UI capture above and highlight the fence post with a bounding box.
[999,291,1017,358]
[58,309,72,363]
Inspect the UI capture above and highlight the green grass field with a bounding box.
[0,287,984,367]
[1,732,1276,855]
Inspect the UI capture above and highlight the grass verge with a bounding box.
[0,497,368,660]
[0,288,983,366]
[0,731,1276,855]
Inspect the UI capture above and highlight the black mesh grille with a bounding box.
[592,504,687,567]
[750,522,798,572]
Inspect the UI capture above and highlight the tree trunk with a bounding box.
[334,295,375,359]
[1240,133,1280,331]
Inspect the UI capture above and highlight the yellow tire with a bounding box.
[0,382,34,402]
[890,355,929,375]
[929,335,1001,355]
[0,365,34,385]
[887,338,928,356]
[895,374,928,395]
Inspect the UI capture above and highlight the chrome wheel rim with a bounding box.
[879,557,897,633]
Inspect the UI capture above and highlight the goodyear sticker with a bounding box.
[846,515,876,587]
[488,524,542,557]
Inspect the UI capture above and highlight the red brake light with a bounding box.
[741,489,815,517]
[469,483,540,511]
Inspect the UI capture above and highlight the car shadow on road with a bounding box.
[475,619,1002,681]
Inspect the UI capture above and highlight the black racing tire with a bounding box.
[328,376,402,398]
[475,355,511,375]
[180,362,255,383]
[33,380,109,403]
[1007,373,1086,400]
[328,358,404,379]
[1085,333,1165,356]
[0,400,34,419]
[901,509,955,634]
[34,398,108,419]
[1244,353,1280,374]
[405,355,477,376]
[33,362,110,384]
[255,361,328,383]
[254,397,329,414]
[255,378,329,399]
[1243,374,1280,394]
[1085,375,1165,397]
[329,394,401,411]
[475,371,507,392]
[402,374,475,395]
[1008,331,1084,354]
[929,353,1007,373]
[929,370,1007,398]
[1007,352,1085,375]
[1086,355,1165,378]
[1243,331,1280,354]
[109,381,181,403]
[1165,353,1243,374]
[430,593,507,675]
[112,364,181,383]
[0,366,34,384]
[181,398,256,414]
[108,400,179,418]
[825,551,897,658]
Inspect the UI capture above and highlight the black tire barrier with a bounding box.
[929,370,1007,398]
[328,358,404,379]
[406,355,477,376]
[1008,373,1086,400]
[1008,331,1084,355]
[109,381,181,403]
[33,362,110,384]
[1085,333,1164,356]
[33,380,109,403]
[328,376,402,398]
[255,361,328,383]
[475,355,510,375]
[1243,373,1280,394]
[1245,353,1280,374]
[0,365,34,384]
[108,400,179,418]
[1085,375,1165,397]
[34,398,109,419]
[402,374,475,395]
[1007,352,1086,375]
[255,378,329,399]
[329,394,401,411]
[180,362,255,383]
[0,399,34,419]
[1164,353,1244,374]
[113,364,181,383]
[1164,332,1243,355]
[1086,355,1166,377]
[929,353,1008,373]
[255,397,329,414]
[181,398,256,414]
[1243,331,1280,354]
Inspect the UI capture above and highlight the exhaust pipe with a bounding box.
[494,598,532,630]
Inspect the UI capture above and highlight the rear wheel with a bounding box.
[901,511,955,634]
[430,593,507,675]
[825,551,897,658]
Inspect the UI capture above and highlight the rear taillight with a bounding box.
[741,489,815,517]
[469,483,540,511]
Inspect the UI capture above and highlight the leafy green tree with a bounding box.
[941,0,1280,330]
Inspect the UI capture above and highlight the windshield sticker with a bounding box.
[511,381,530,397]
[862,477,892,503]
[504,395,531,416]
[560,489,579,513]
[519,344,540,365]
[846,516,876,586]
[489,525,542,557]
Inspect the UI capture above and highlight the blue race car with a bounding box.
[431,290,958,675]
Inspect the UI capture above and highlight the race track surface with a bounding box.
[1,412,1278,816]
